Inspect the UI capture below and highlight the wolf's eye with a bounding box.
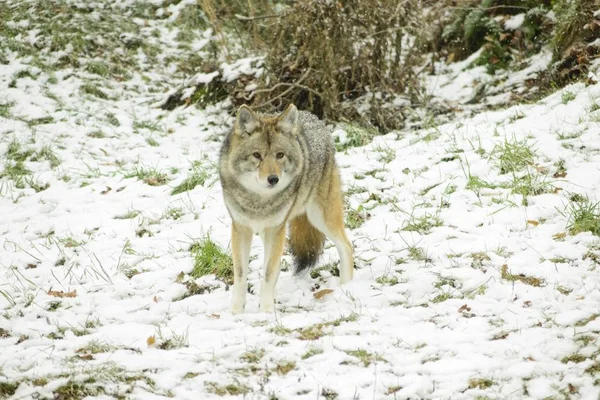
[252,152,262,160]
[276,152,284,159]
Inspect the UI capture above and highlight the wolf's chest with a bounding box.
[224,197,295,233]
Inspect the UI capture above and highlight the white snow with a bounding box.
[1,4,600,400]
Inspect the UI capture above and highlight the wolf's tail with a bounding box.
[289,213,325,274]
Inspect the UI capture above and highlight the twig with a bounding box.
[448,5,531,11]
[234,13,286,21]
[251,69,323,109]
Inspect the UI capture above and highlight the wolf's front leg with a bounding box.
[259,224,286,313]
[231,222,252,314]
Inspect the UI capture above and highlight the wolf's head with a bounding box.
[225,104,304,196]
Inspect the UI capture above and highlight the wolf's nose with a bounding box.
[267,175,279,186]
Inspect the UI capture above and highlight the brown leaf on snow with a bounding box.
[553,171,567,178]
[147,335,156,347]
[153,296,159,303]
[77,354,94,360]
[207,314,220,319]
[175,271,185,283]
[458,304,471,313]
[313,289,334,300]
[47,289,77,298]
[526,220,539,227]
[100,186,112,195]
[553,232,567,240]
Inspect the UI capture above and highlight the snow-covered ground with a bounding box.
[2,2,600,400]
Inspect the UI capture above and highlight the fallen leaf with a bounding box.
[568,383,578,394]
[553,232,567,240]
[100,186,112,195]
[116,186,126,192]
[153,296,159,303]
[175,271,185,283]
[207,314,220,319]
[147,335,156,347]
[523,300,532,308]
[77,354,94,360]
[313,289,334,300]
[553,171,567,178]
[47,289,77,298]
[458,304,471,313]
[25,263,38,269]
[526,220,539,227]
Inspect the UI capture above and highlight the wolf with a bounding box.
[219,104,354,314]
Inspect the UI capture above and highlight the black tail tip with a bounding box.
[293,252,320,275]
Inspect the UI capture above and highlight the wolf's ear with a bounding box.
[277,104,299,135]
[235,105,259,136]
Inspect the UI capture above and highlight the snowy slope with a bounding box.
[2,3,600,400]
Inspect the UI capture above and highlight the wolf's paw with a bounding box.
[259,300,275,313]
[231,299,246,315]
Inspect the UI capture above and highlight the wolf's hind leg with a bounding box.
[231,222,252,314]
[258,224,286,313]
[307,200,354,284]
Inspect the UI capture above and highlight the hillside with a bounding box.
[1,1,600,399]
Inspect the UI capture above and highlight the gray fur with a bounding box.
[219,110,335,224]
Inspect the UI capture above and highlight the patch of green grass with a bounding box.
[6,140,34,162]
[164,207,184,220]
[171,164,209,195]
[76,340,113,355]
[375,274,400,286]
[28,116,54,126]
[402,213,442,235]
[0,102,14,118]
[80,84,108,99]
[189,235,233,284]
[175,3,207,30]
[561,353,587,364]
[114,210,141,220]
[125,166,169,186]
[87,130,106,139]
[432,292,453,303]
[301,347,324,360]
[105,112,120,127]
[557,129,584,140]
[53,379,104,399]
[86,61,110,77]
[146,137,160,147]
[31,145,61,168]
[561,89,576,104]
[335,122,377,151]
[493,136,534,174]
[468,378,494,390]
[500,264,544,287]
[562,197,600,237]
[373,145,396,163]
[0,381,19,397]
[575,314,599,327]
[205,380,250,396]
[133,120,161,133]
[506,169,555,202]
[407,246,430,262]
[240,348,265,363]
[275,360,296,375]
[385,386,403,395]
[346,204,367,229]
[2,161,31,179]
[344,349,386,367]
[585,362,600,375]
[321,388,338,399]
